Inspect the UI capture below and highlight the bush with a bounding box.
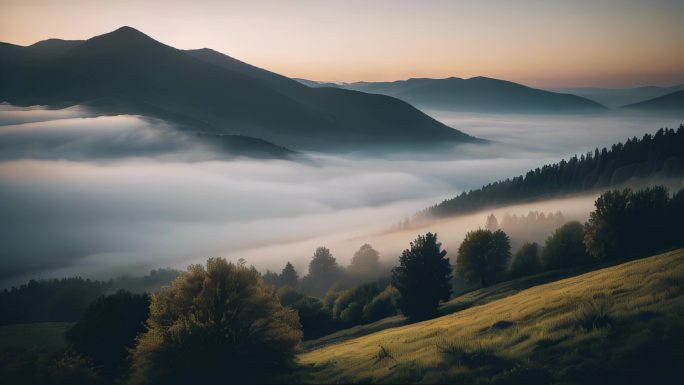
[542,221,590,269]
[362,285,399,323]
[65,290,149,378]
[129,258,302,384]
[332,283,379,324]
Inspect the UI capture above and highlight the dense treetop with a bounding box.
[425,126,684,218]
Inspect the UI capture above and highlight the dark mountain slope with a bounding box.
[623,90,684,113]
[554,84,684,108]
[0,27,478,150]
[301,76,606,114]
[26,39,85,55]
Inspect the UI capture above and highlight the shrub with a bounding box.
[362,285,400,323]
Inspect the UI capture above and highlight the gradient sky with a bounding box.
[1,0,683,88]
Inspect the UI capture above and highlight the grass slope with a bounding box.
[0,322,71,353]
[296,249,684,384]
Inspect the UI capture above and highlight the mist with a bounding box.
[0,105,680,287]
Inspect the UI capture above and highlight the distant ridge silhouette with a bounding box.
[0,26,481,151]
[299,77,607,114]
[623,90,684,113]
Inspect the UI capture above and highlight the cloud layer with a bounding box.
[0,105,680,287]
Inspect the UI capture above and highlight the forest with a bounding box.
[424,126,684,218]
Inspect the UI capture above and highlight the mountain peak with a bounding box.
[88,26,160,46]
[70,26,171,56]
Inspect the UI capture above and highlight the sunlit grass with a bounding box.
[296,248,684,384]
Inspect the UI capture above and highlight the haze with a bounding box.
[1,0,683,88]
[0,104,680,287]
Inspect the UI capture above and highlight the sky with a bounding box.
[1,0,683,88]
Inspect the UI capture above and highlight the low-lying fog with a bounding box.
[0,104,680,287]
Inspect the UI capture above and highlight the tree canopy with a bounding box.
[542,221,591,268]
[347,243,380,281]
[65,290,149,378]
[129,258,302,385]
[301,247,343,297]
[510,242,542,278]
[391,233,452,318]
[425,126,684,218]
[456,229,511,287]
[584,186,681,259]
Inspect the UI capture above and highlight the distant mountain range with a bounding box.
[296,77,607,114]
[553,85,684,109]
[0,27,479,153]
[623,90,684,113]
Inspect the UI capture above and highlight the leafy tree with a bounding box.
[391,233,452,318]
[347,244,380,281]
[456,229,511,287]
[301,247,343,297]
[279,262,299,288]
[129,258,302,385]
[584,186,677,259]
[65,290,150,378]
[542,221,590,268]
[510,242,542,278]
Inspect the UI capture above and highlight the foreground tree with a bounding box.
[542,221,590,268]
[456,229,511,287]
[391,233,452,318]
[65,290,149,378]
[130,258,302,385]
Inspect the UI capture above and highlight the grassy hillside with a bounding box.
[295,248,684,384]
[0,322,71,353]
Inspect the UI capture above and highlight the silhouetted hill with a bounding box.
[623,90,684,113]
[0,27,479,151]
[26,39,84,55]
[300,77,606,114]
[553,84,684,108]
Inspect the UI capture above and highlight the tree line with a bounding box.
[0,269,180,325]
[2,185,682,384]
[424,126,684,218]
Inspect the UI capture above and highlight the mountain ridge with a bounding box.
[298,76,607,114]
[0,26,480,151]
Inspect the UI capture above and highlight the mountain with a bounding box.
[298,77,606,114]
[553,84,684,108]
[0,27,479,151]
[623,90,684,114]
